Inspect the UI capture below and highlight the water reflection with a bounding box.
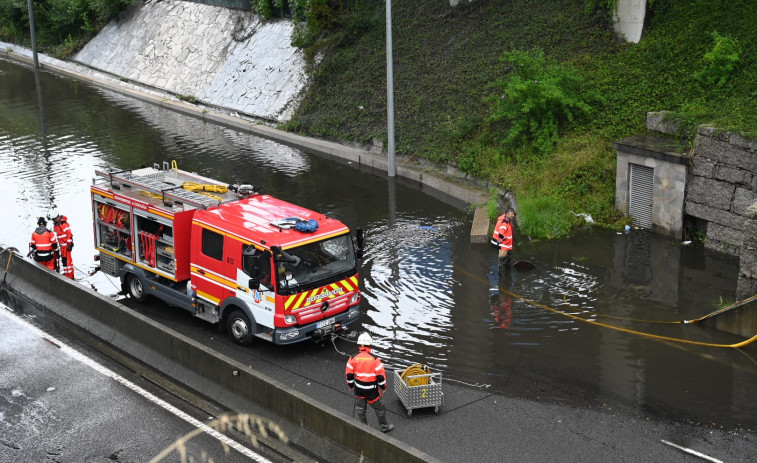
[2,57,757,430]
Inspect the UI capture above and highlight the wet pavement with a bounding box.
[3,288,757,463]
[115,288,757,463]
[0,303,288,463]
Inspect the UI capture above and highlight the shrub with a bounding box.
[694,31,741,87]
[486,48,601,155]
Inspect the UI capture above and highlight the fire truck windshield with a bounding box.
[276,234,356,292]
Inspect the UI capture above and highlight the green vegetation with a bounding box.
[285,0,756,238]
[3,0,756,239]
[0,0,132,57]
[518,196,578,240]
[176,94,199,105]
[486,48,602,156]
[712,296,735,310]
[694,31,742,87]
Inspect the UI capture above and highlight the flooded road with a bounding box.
[2,57,757,431]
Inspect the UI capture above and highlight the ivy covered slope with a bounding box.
[285,0,757,238]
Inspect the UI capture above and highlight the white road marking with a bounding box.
[661,439,723,463]
[0,305,272,463]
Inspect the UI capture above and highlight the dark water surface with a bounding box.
[3,58,757,430]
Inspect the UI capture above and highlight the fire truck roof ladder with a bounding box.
[94,168,223,209]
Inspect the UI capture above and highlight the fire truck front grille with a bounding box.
[295,292,352,323]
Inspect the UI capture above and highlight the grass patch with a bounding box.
[518,195,578,240]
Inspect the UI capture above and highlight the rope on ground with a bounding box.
[443,377,491,389]
[72,263,123,293]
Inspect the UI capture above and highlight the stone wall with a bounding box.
[684,126,757,257]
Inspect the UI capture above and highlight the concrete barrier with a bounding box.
[0,248,441,463]
[470,207,490,243]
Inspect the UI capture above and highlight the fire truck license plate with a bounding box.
[316,317,335,329]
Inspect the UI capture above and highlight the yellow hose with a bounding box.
[401,364,431,386]
[455,265,757,349]
[182,181,227,202]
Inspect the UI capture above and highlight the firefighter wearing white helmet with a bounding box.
[47,207,75,279]
[345,332,394,433]
[357,332,372,346]
[29,217,59,271]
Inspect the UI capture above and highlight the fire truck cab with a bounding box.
[90,162,363,345]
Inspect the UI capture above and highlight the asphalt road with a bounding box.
[118,294,757,463]
[0,304,310,463]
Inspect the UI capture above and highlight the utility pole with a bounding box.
[26,0,39,69]
[385,0,396,177]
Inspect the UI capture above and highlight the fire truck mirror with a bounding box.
[272,246,301,268]
[248,279,260,290]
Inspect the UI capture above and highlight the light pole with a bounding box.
[385,0,396,177]
[26,0,39,69]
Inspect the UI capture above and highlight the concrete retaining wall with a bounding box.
[74,0,306,122]
[0,248,440,463]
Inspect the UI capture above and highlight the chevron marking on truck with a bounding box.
[284,276,357,311]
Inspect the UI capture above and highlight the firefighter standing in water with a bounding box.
[345,333,395,433]
[48,209,75,279]
[29,217,59,271]
[491,207,515,275]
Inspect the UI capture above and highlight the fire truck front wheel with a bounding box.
[226,309,255,346]
[126,274,147,303]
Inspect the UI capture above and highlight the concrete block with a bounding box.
[696,135,757,171]
[686,201,751,231]
[686,176,733,210]
[733,188,757,218]
[690,158,714,178]
[715,165,751,186]
[470,207,490,243]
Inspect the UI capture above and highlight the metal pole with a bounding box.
[26,0,39,69]
[385,0,396,177]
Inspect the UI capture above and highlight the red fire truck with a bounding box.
[90,162,363,345]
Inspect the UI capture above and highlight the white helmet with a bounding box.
[46,208,59,221]
[357,332,372,346]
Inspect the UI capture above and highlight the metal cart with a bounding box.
[393,369,443,417]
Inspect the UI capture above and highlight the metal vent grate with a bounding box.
[629,163,653,229]
[99,251,123,277]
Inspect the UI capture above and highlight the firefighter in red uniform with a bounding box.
[48,209,75,279]
[491,207,515,275]
[345,333,395,433]
[492,292,513,329]
[29,217,59,271]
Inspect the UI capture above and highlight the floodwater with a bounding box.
[2,57,757,430]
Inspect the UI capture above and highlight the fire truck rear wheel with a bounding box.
[227,309,254,346]
[126,274,147,303]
